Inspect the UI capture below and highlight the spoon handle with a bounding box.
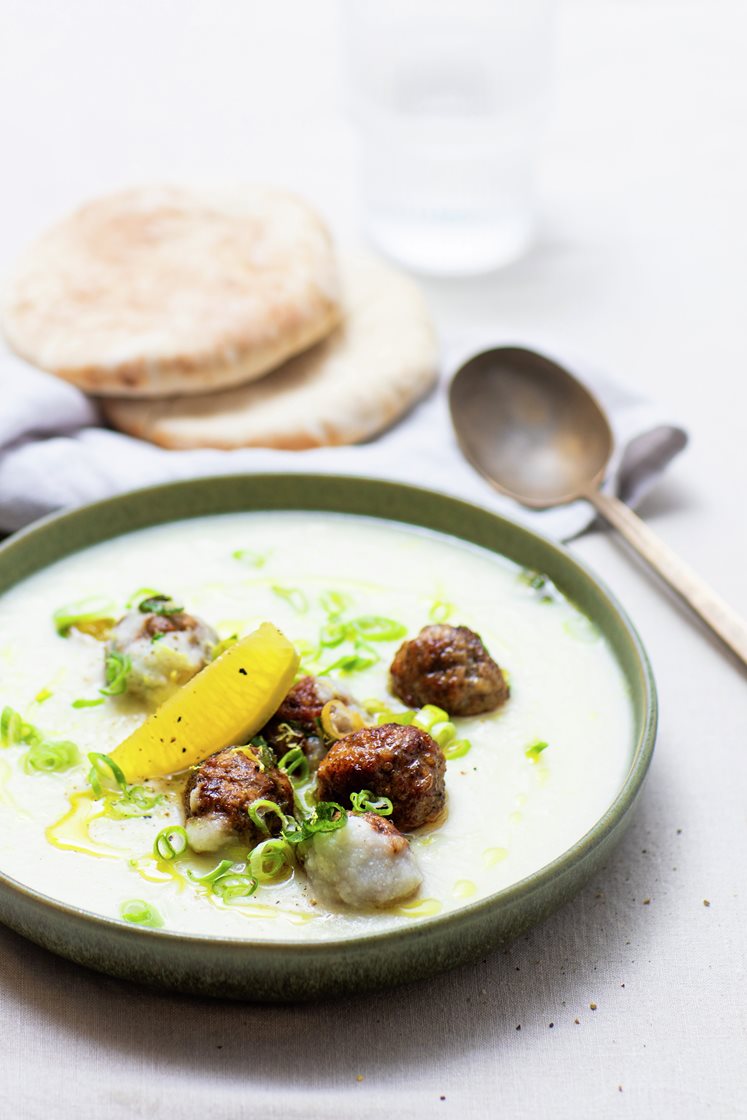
[588,490,747,667]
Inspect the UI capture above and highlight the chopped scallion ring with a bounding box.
[349,616,407,642]
[209,634,239,661]
[153,825,189,861]
[137,593,183,616]
[375,709,415,727]
[72,698,105,709]
[525,740,549,763]
[109,785,163,818]
[249,838,293,882]
[319,590,352,618]
[412,704,450,732]
[1,707,43,747]
[271,585,308,614]
[428,600,453,624]
[23,739,79,774]
[231,548,267,568]
[88,751,128,798]
[126,587,161,609]
[211,872,258,903]
[52,596,117,637]
[319,620,348,648]
[120,899,163,928]
[442,738,472,760]
[100,650,132,697]
[187,859,234,885]
[349,789,394,816]
[247,799,289,835]
[278,747,310,783]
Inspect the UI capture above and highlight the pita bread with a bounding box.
[103,254,438,449]
[1,185,341,397]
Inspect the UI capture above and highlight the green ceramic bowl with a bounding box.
[0,474,656,1000]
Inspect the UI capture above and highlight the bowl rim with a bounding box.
[0,472,658,957]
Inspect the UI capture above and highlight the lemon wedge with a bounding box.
[110,622,299,781]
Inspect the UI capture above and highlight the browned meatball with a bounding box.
[315,723,446,832]
[390,624,509,717]
[184,745,294,852]
[260,675,355,767]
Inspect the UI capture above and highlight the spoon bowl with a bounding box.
[449,347,612,506]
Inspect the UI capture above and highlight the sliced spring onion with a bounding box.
[52,596,117,637]
[278,747,310,783]
[319,620,348,648]
[34,688,53,704]
[319,590,352,618]
[320,699,364,741]
[23,739,79,774]
[443,738,472,760]
[138,593,184,616]
[431,721,457,748]
[271,585,308,614]
[1,707,43,747]
[120,899,163,928]
[428,600,453,624]
[412,704,450,732]
[72,698,105,709]
[249,838,293,882]
[231,548,267,568]
[88,751,128,797]
[187,859,234,885]
[100,650,131,697]
[350,616,407,642]
[209,634,239,661]
[126,587,161,609]
[319,647,379,676]
[108,785,163,818]
[211,872,258,903]
[2,707,26,746]
[247,799,289,835]
[375,709,415,726]
[349,789,394,816]
[525,740,549,763]
[517,569,563,604]
[153,825,189,860]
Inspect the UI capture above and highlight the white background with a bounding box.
[1,2,746,1117]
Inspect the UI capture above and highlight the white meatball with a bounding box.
[107,608,217,704]
[303,812,422,910]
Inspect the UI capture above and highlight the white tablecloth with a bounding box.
[2,2,746,1118]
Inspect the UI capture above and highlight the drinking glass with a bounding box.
[343,0,555,275]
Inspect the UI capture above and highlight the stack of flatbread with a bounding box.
[1,186,438,449]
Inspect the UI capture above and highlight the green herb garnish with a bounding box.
[247,798,289,836]
[231,549,267,568]
[278,747,310,784]
[52,596,117,637]
[137,594,183,616]
[120,899,163,928]
[100,650,131,697]
[525,740,549,763]
[23,739,79,774]
[153,825,189,861]
[349,789,394,816]
[349,616,407,642]
[271,585,308,614]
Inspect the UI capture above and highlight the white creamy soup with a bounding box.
[0,512,634,941]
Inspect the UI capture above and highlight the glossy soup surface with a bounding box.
[0,512,634,940]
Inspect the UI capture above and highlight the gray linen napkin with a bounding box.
[0,345,687,538]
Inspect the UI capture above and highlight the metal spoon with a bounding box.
[449,345,747,666]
